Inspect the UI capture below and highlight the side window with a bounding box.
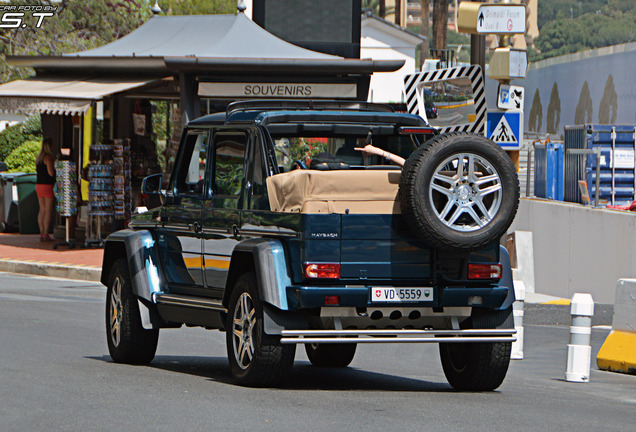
[246,131,269,210]
[175,130,209,196]
[213,132,247,199]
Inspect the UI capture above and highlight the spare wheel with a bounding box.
[399,132,519,250]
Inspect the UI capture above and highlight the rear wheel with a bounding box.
[226,272,295,387]
[305,343,357,368]
[105,259,158,365]
[439,307,513,391]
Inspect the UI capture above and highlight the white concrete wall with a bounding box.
[508,198,636,304]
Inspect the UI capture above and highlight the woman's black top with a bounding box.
[36,159,55,185]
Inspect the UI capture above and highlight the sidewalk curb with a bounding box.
[597,279,636,374]
[0,259,101,282]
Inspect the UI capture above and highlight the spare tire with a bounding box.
[399,132,519,250]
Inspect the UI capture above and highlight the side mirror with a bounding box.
[142,173,163,195]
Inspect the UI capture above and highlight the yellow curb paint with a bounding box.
[437,100,475,110]
[597,330,636,374]
[542,299,571,305]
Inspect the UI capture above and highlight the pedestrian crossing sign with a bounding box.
[486,109,523,149]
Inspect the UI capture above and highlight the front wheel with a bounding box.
[439,307,513,391]
[105,259,158,365]
[226,273,295,387]
[305,343,357,368]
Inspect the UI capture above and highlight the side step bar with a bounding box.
[280,329,516,344]
[155,293,227,312]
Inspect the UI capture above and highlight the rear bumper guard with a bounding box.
[280,328,516,344]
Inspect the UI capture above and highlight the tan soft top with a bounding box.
[266,169,401,214]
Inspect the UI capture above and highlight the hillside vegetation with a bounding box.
[532,0,636,61]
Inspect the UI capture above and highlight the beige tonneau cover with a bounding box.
[266,169,401,214]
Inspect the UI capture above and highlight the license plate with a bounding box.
[371,287,433,302]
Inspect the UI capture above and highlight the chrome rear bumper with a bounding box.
[280,328,516,344]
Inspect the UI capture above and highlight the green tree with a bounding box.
[0,114,41,161]
[0,0,236,81]
[533,1,636,61]
[157,0,235,15]
[362,0,393,19]
[0,0,151,81]
[5,139,41,173]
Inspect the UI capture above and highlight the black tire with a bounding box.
[226,272,295,387]
[105,259,159,365]
[439,307,513,391]
[305,343,357,368]
[399,132,519,250]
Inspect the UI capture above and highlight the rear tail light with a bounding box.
[304,263,340,279]
[468,264,502,280]
[398,126,437,135]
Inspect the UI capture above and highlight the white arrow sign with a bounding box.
[476,5,526,34]
[498,84,525,110]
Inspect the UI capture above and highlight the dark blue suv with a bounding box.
[102,100,519,391]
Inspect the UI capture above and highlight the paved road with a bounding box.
[1,272,635,432]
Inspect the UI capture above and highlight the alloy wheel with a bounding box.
[429,153,503,232]
[232,292,257,370]
[109,277,123,347]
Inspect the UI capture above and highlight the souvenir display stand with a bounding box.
[53,160,79,249]
[112,139,132,221]
[86,145,114,248]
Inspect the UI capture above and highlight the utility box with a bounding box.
[534,142,564,201]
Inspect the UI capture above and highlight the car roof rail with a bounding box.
[226,99,394,117]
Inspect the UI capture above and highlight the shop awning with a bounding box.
[0,76,165,115]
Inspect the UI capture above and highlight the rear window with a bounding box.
[271,134,420,172]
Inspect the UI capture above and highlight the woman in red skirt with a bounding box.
[35,138,56,241]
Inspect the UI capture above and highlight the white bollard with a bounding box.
[565,293,594,382]
[511,280,525,360]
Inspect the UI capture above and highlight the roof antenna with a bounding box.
[151,1,162,15]
[237,0,246,13]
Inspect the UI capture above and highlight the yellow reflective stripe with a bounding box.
[204,258,231,270]
[183,257,202,268]
[183,257,231,269]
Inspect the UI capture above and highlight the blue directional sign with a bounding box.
[486,110,523,149]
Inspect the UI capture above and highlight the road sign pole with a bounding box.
[458,0,528,150]
[470,33,486,80]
